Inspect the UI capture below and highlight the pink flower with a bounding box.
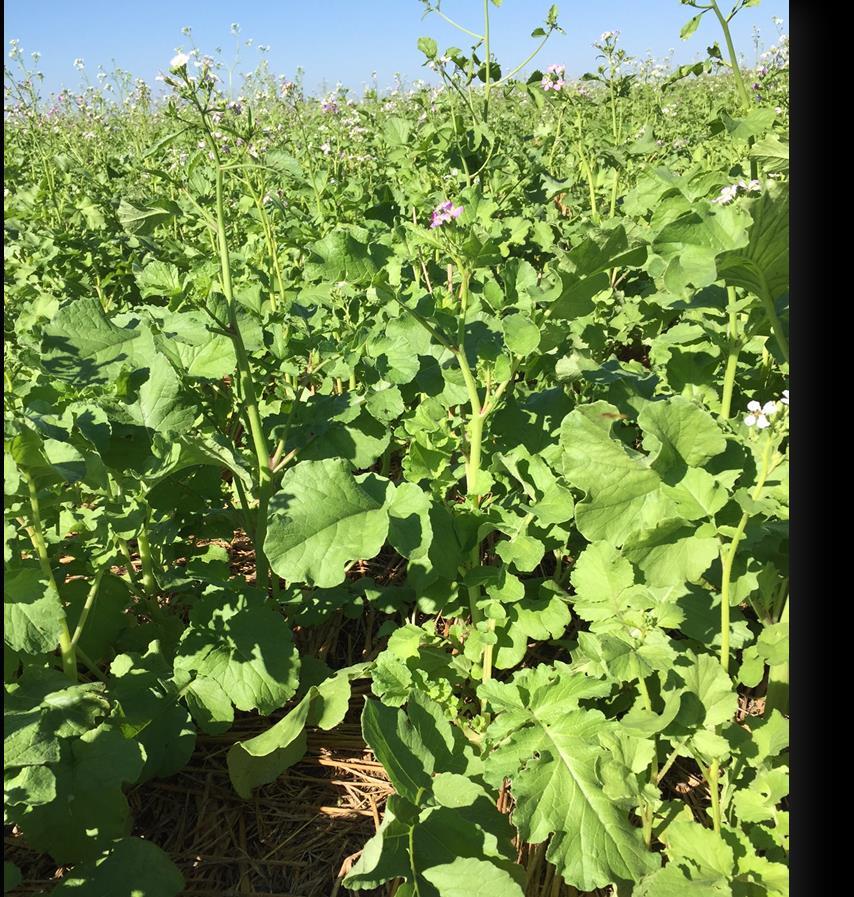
[430,200,463,228]
[542,64,566,92]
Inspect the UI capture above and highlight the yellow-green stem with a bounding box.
[765,596,789,715]
[24,475,75,680]
[720,439,775,672]
[719,286,741,419]
[212,150,273,591]
[136,524,157,596]
[69,565,108,649]
[707,760,722,833]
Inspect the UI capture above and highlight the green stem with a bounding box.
[136,523,157,596]
[24,475,76,680]
[211,145,273,592]
[608,168,620,219]
[758,283,790,365]
[69,565,108,649]
[710,1,751,110]
[707,760,722,833]
[720,439,776,673]
[455,267,493,693]
[709,0,758,179]
[655,742,684,786]
[719,286,741,419]
[482,0,491,121]
[765,595,789,715]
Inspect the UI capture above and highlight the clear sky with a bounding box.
[5,0,789,99]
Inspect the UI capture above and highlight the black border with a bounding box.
[789,4,820,895]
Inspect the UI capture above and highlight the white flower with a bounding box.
[170,52,189,69]
[744,400,778,429]
[629,627,642,639]
[73,57,85,70]
[230,22,240,35]
[781,389,789,406]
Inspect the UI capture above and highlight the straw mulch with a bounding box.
[6,693,393,897]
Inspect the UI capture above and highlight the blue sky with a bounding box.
[6,0,788,99]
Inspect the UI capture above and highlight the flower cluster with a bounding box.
[541,64,566,91]
[744,390,788,429]
[712,179,761,205]
[430,200,463,228]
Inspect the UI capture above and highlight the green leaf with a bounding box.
[361,697,434,802]
[265,459,392,588]
[481,665,658,889]
[183,676,234,735]
[174,587,300,715]
[560,399,727,545]
[134,260,183,299]
[12,724,145,863]
[42,298,157,388]
[48,837,184,897]
[117,198,180,236]
[423,857,524,896]
[4,567,66,655]
[109,645,195,782]
[716,181,789,304]
[680,12,706,39]
[4,862,22,894]
[501,313,540,357]
[227,669,357,798]
[418,36,438,59]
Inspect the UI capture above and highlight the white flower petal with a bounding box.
[744,414,757,426]
[747,400,762,412]
[762,401,777,415]
[756,415,771,429]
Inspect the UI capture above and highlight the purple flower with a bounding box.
[430,200,463,228]
[321,100,338,114]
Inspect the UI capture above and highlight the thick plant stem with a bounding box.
[456,269,494,692]
[707,760,722,833]
[758,284,790,365]
[69,565,108,649]
[212,155,273,591]
[24,475,75,680]
[719,286,741,419]
[709,0,758,180]
[482,0,492,121]
[765,596,789,715]
[720,439,775,673]
[136,523,157,596]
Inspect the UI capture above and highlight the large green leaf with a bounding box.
[560,398,727,545]
[48,837,184,897]
[227,667,362,798]
[480,664,659,890]
[11,724,144,863]
[4,567,66,656]
[716,181,789,303]
[345,694,523,896]
[265,459,392,588]
[174,587,300,715]
[42,298,157,387]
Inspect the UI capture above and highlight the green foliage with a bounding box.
[4,5,788,893]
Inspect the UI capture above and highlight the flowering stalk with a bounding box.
[707,0,759,179]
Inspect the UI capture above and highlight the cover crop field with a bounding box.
[4,1,789,895]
